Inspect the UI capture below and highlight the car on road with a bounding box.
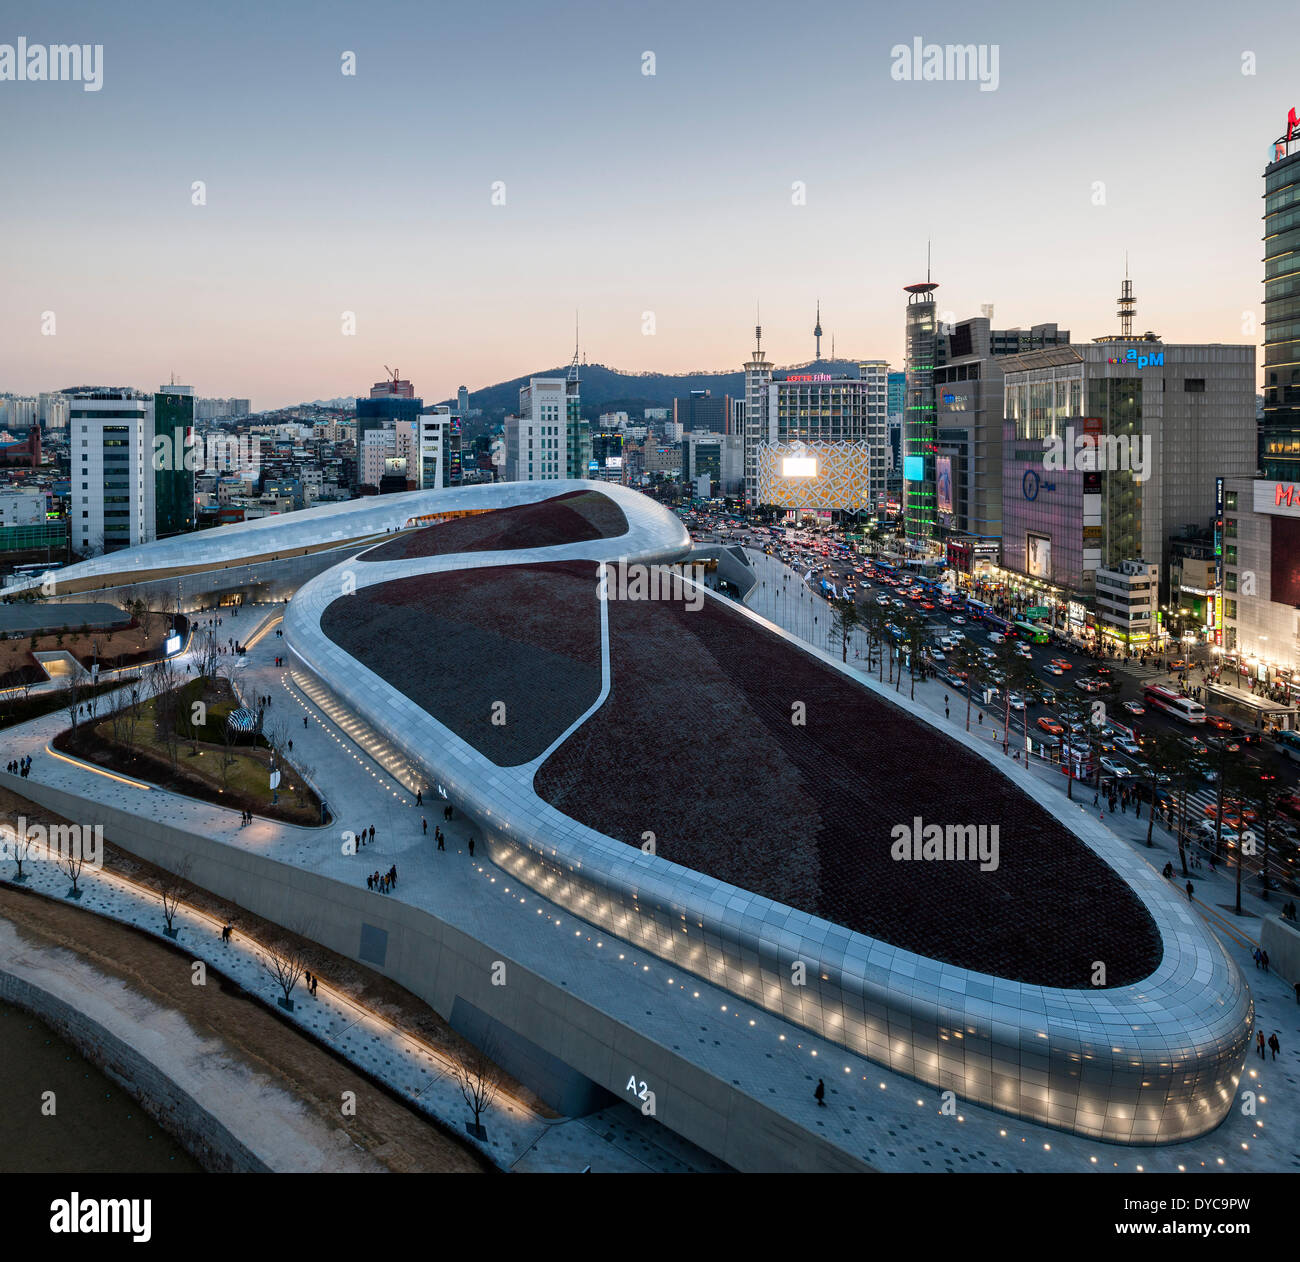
[1015,644,1033,658]
[1206,735,1242,754]
[1007,692,1027,710]
[1042,663,1064,676]
[951,616,966,625]
[1099,757,1131,779]
[1168,659,1189,671]
[930,649,946,662]
[1205,715,1233,732]
[1037,717,1065,736]
[988,632,1005,644]
[1199,819,1239,844]
[1050,658,1073,671]
[1074,678,1104,693]
[1095,665,1111,675]
[1115,737,1142,756]
[1122,700,1145,715]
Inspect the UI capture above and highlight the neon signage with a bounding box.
[785,374,832,382]
[1106,349,1164,368]
[1274,482,1300,507]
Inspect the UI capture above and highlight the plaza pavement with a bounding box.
[3,594,1298,1172]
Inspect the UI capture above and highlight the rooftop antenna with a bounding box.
[755,301,762,353]
[814,299,823,360]
[1117,254,1135,339]
[567,311,580,388]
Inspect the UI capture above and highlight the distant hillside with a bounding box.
[443,359,871,428]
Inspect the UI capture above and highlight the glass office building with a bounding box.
[1262,128,1300,479]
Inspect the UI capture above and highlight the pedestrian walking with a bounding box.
[1254,947,1263,969]
[1186,880,1194,901]
[1257,1031,1266,1058]
[368,824,375,843]
[814,1079,825,1107]
[1262,950,1270,973]
[422,817,427,835]
[437,830,445,852]
[416,788,422,806]
[1268,1033,1280,1060]
[303,715,308,728]
[468,837,475,857]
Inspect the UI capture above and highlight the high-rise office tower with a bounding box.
[504,377,589,482]
[69,389,154,555]
[903,276,939,542]
[743,321,773,506]
[1262,109,1300,479]
[457,385,469,417]
[154,383,196,537]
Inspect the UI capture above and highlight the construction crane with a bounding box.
[383,365,400,385]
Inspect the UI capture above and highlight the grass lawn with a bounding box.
[56,676,325,825]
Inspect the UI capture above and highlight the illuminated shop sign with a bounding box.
[1106,349,1163,369]
[785,374,833,383]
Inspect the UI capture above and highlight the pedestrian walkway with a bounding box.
[4,595,1299,1171]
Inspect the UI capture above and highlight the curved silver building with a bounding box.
[273,479,1252,1145]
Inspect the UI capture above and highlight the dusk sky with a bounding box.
[1,0,1294,407]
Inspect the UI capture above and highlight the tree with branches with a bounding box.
[451,1037,505,1141]
[259,929,314,1011]
[160,857,193,938]
[829,596,862,665]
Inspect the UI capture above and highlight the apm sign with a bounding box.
[1106,348,1164,369]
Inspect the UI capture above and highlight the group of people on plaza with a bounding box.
[367,865,398,894]
[6,755,31,778]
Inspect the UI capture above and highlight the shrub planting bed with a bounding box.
[322,561,603,767]
[535,592,1162,989]
[360,490,627,563]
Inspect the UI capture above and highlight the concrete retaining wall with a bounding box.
[1260,914,1300,988]
[0,965,270,1173]
[4,772,869,1173]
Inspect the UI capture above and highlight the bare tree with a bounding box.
[4,820,33,882]
[259,931,314,1011]
[160,856,193,937]
[451,1037,505,1140]
[59,845,88,898]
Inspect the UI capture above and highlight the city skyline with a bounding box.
[0,0,1293,407]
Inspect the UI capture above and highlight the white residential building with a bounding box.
[69,390,155,554]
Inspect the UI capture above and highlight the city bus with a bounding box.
[984,611,1016,636]
[1014,620,1050,644]
[1143,684,1207,725]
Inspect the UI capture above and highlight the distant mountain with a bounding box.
[444,359,872,427]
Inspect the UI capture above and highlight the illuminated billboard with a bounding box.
[757,441,873,510]
[1027,532,1051,579]
[936,455,953,516]
[903,455,924,482]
